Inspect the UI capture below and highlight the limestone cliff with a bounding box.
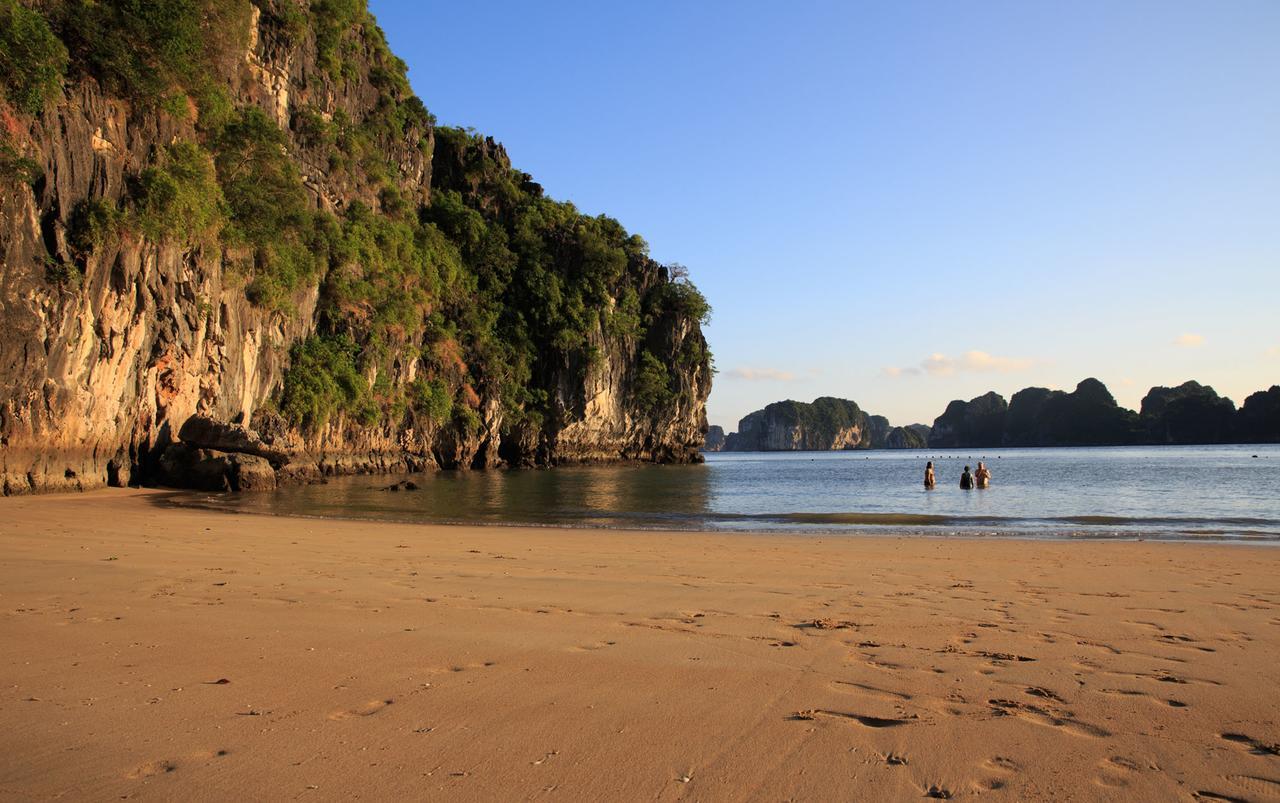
[723,397,872,452]
[1238,386,1280,444]
[926,378,1276,448]
[703,425,726,452]
[718,398,930,452]
[928,392,1009,449]
[0,0,711,494]
[884,426,927,449]
[1139,381,1236,445]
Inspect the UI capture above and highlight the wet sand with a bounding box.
[1,489,1277,801]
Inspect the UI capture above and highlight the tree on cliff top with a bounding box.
[0,0,67,115]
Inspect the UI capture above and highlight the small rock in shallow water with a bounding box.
[381,480,420,492]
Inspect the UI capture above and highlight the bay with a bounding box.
[167,444,1280,541]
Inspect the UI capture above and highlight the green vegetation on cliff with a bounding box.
[50,0,251,107]
[1,0,711,454]
[776,397,866,447]
[278,334,374,430]
[723,397,882,451]
[130,140,225,243]
[0,0,67,115]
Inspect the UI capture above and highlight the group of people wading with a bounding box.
[922,461,991,490]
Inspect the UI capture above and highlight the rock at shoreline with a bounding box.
[232,454,277,492]
[381,480,420,492]
[157,444,277,492]
[178,416,291,466]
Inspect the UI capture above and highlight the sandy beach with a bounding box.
[1,490,1277,801]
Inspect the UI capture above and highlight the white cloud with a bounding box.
[1174,333,1204,348]
[725,367,797,382]
[959,350,1034,373]
[885,350,1033,379]
[921,353,954,376]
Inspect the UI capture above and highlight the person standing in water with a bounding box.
[924,461,936,489]
[975,461,991,489]
[960,465,974,490]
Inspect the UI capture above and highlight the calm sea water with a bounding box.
[167,444,1280,541]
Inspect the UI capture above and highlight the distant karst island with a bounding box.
[709,397,930,452]
[710,380,1279,451]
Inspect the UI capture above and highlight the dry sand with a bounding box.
[1,489,1277,801]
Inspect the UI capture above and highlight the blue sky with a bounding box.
[370,0,1280,430]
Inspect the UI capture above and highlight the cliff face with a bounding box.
[703,424,725,452]
[1139,381,1236,445]
[928,391,1008,448]
[715,378,1275,455]
[1238,386,1280,444]
[718,399,930,452]
[931,381,1132,448]
[0,1,711,494]
[926,378,1276,448]
[723,397,873,451]
[884,426,926,449]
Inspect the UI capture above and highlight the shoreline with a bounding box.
[165,504,1280,546]
[2,489,1278,800]
[709,442,1279,453]
[157,487,1280,545]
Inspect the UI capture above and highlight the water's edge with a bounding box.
[154,491,1280,545]
[153,445,1280,544]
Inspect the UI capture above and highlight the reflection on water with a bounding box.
[164,444,1280,541]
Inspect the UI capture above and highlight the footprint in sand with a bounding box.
[973,650,1036,663]
[1193,792,1250,802]
[858,653,904,671]
[788,709,911,728]
[1023,686,1065,703]
[1098,668,1220,687]
[568,641,617,652]
[1076,639,1122,655]
[127,760,177,779]
[1220,733,1280,757]
[1098,687,1188,708]
[983,756,1020,774]
[1094,756,1142,789]
[329,699,393,720]
[1226,775,1280,799]
[970,776,1007,792]
[1105,756,1142,771]
[970,755,1020,791]
[748,636,798,648]
[830,680,913,701]
[988,699,1109,738]
[1154,633,1217,652]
